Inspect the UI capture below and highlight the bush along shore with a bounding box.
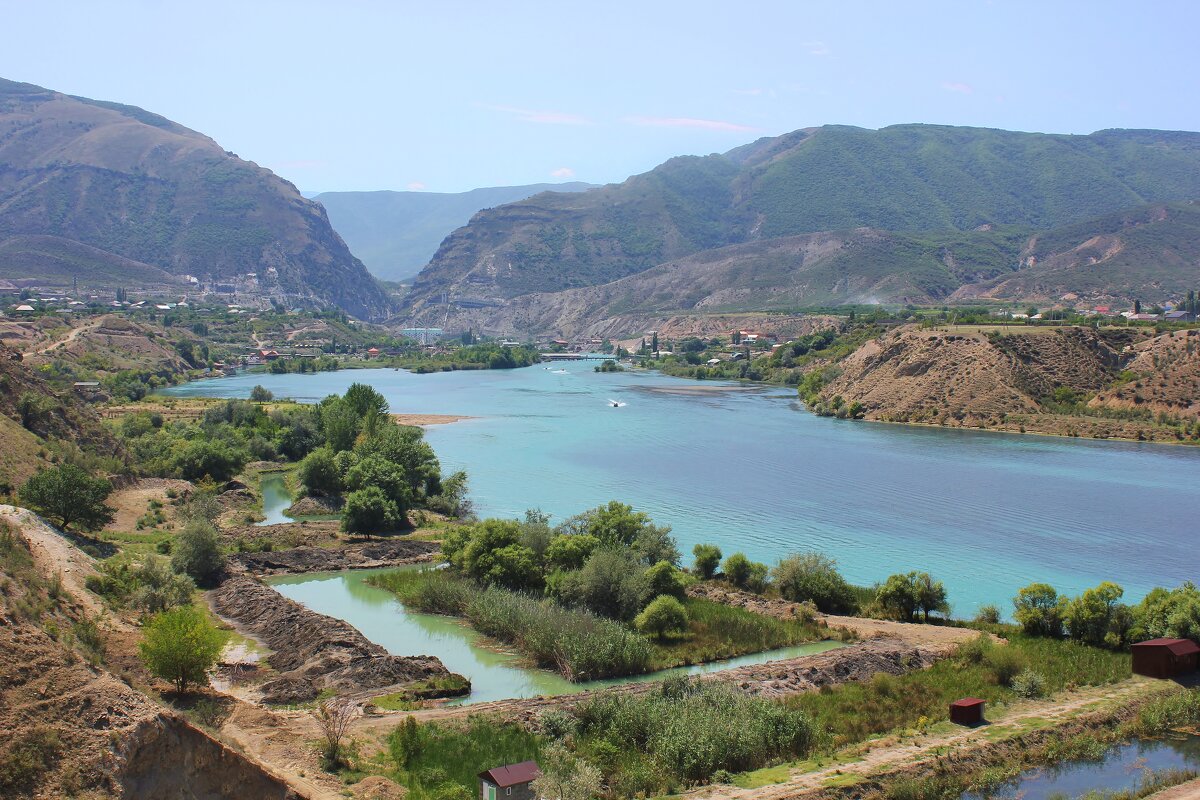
[368,503,831,681]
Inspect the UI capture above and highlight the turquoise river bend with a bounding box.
[166,360,1200,613]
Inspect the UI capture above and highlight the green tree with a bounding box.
[1013,583,1067,637]
[170,519,226,587]
[341,486,400,535]
[249,385,273,402]
[130,555,195,614]
[355,423,443,499]
[914,572,949,622]
[555,549,649,621]
[16,392,52,431]
[139,605,226,694]
[692,543,722,579]
[635,595,689,640]
[344,454,412,514]
[343,383,390,418]
[559,501,672,553]
[298,446,342,496]
[645,560,686,600]
[171,438,248,482]
[19,464,114,532]
[1064,581,1131,648]
[317,395,360,452]
[483,543,542,592]
[545,533,599,571]
[531,743,603,800]
[875,572,921,622]
[722,552,752,589]
[771,551,858,614]
[1136,582,1200,641]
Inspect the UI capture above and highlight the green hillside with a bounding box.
[404,124,1200,318]
[315,182,595,281]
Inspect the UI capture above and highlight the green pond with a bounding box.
[256,474,294,526]
[266,567,845,704]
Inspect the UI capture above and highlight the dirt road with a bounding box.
[31,319,101,355]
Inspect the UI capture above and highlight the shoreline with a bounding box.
[391,412,474,427]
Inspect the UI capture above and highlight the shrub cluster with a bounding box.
[1013,579,1200,649]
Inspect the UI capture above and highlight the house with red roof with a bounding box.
[478,760,541,800]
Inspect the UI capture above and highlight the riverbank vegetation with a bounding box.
[380,342,540,373]
[786,631,1131,752]
[370,503,831,679]
[1013,579,1200,649]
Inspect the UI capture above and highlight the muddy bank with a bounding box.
[686,583,992,654]
[209,576,466,704]
[284,495,343,517]
[227,539,439,576]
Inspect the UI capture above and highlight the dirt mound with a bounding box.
[820,326,1120,428]
[227,539,438,576]
[209,577,466,704]
[816,325,1200,442]
[284,495,344,516]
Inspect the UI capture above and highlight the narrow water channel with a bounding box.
[256,474,293,526]
[266,567,845,705]
[966,734,1200,800]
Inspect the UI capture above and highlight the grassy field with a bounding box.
[650,597,832,668]
[785,632,1131,753]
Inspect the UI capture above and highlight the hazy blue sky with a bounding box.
[3,1,1197,193]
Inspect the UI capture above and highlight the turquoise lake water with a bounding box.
[165,361,1200,614]
[267,567,844,704]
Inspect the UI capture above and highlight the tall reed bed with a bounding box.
[574,677,816,791]
[370,569,652,680]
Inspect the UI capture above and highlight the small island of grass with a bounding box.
[368,502,834,680]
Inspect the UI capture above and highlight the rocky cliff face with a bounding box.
[0,77,393,319]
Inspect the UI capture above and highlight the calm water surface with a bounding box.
[166,362,1200,613]
[256,474,292,526]
[267,567,844,704]
[966,734,1200,800]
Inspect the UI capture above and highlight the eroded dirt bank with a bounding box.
[209,576,466,704]
[0,505,307,799]
[226,538,439,576]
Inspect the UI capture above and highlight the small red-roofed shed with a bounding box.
[950,697,986,726]
[1132,638,1200,679]
[478,761,541,800]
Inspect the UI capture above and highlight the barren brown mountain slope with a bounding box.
[0,511,301,799]
[816,325,1198,442]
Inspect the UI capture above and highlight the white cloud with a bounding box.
[407,181,427,190]
[550,167,575,178]
[941,81,974,94]
[624,116,759,133]
[802,40,831,56]
[479,103,591,125]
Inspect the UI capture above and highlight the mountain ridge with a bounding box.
[314,181,595,282]
[0,77,393,319]
[403,123,1200,327]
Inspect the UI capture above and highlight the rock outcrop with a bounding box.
[209,576,466,704]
